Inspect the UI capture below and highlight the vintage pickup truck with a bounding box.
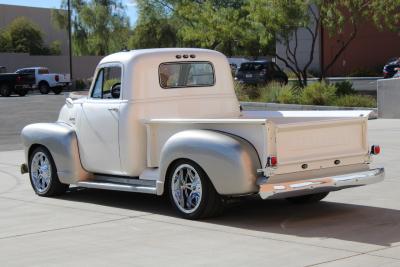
[21,48,384,219]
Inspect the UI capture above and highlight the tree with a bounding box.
[247,0,320,87]
[139,0,273,57]
[53,0,131,56]
[0,17,48,55]
[248,0,400,86]
[128,0,179,49]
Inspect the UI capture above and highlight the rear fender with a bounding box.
[159,129,261,196]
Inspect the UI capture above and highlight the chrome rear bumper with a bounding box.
[259,168,385,200]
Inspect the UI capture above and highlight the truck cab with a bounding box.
[21,48,384,219]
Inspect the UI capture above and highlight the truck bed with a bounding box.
[145,111,370,182]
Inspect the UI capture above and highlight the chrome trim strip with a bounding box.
[76,181,157,194]
[259,168,384,200]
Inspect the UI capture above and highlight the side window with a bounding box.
[103,67,121,99]
[90,66,122,99]
[38,68,49,74]
[91,69,103,99]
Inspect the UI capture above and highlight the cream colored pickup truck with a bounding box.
[21,48,384,219]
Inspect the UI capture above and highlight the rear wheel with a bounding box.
[39,82,50,94]
[52,86,62,95]
[286,192,329,204]
[17,88,28,96]
[167,159,224,219]
[29,146,68,196]
[0,84,11,97]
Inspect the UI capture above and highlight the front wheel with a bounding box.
[39,83,50,94]
[286,192,329,204]
[17,88,28,96]
[29,146,68,196]
[52,86,62,95]
[167,160,224,219]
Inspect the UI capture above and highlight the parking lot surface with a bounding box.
[1,94,400,266]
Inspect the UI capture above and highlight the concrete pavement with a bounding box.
[1,94,400,266]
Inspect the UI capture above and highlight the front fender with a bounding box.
[159,130,261,196]
[21,122,92,184]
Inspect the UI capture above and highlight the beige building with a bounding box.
[0,4,103,81]
[0,4,69,55]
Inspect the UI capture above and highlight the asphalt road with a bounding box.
[1,94,400,266]
[0,93,67,151]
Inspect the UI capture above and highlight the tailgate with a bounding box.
[58,74,71,83]
[267,117,369,175]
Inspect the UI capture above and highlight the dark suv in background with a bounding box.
[235,60,288,85]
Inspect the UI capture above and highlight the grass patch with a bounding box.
[334,95,376,108]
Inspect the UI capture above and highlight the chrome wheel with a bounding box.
[171,164,203,214]
[30,152,52,193]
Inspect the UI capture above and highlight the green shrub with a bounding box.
[234,81,255,101]
[257,82,282,102]
[276,86,298,104]
[300,82,337,105]
[75,79,86,90]
[334,80,355,96]
[254,83,298,104]
[334,95,376,108]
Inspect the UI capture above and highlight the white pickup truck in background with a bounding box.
[21,48,384,219]
[16,67,71,94]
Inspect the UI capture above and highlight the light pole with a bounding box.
[67,0,73,83]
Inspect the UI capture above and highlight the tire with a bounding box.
[286,192,329,204]
[167,159,224,219]
[0,84,11,97]
[52,86,62,95]
[38,82,50,94]
[17,88,28,96]
[28,146,68,197]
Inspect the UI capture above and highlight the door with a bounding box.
[76,65,123,175]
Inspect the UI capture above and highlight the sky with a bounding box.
[0,0,138,25]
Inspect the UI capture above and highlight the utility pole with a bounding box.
[67,0,73,83]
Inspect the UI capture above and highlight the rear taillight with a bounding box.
[371,145,380,155]
[267,156,278,167]
[16,76,22,83]
[383,71,389,78]
[55,75,59,82]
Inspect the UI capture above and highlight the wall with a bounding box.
[377,78,400,118]
[275,5,321,74]
[0,4,69,55]
[323,20,400,76]
[0,53,103,80]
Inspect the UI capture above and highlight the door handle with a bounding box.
[108,107,119,112]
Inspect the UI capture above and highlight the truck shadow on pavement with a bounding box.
[60,187,400,247]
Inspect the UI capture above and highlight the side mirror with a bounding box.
[66,97,74,108]
[111,83,121,99]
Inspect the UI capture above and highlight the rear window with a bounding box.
[239,63,266,71]
[159,62,215,89]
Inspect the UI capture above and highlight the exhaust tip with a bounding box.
[20,163,28,174]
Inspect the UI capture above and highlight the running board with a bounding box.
[76,180,157,194]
